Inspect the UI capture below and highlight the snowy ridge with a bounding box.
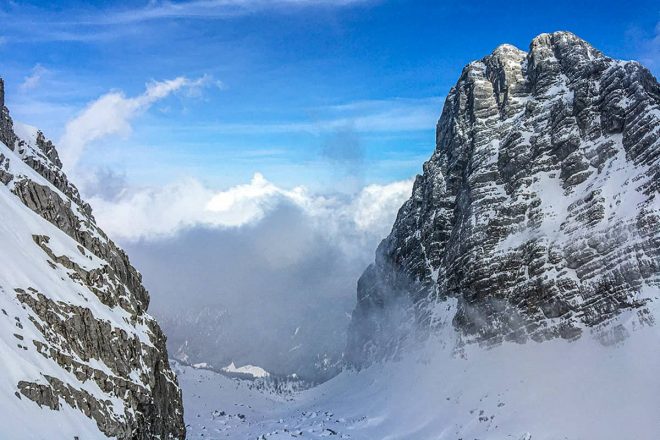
[0,80,185,438]
[222,362,271,378]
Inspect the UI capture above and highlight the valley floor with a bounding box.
[177,301,660,440]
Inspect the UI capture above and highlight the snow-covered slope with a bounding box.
[347,31,660,365]
[180,298,660,439]
[0,79,185,438]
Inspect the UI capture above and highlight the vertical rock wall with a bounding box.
[347,32,660,366]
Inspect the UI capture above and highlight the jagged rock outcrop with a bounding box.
[0,78,17,150]
[0,79,185,438]
[347,32,660,366]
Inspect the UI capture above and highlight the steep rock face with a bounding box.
[0,78,17,151]
[0,80,185,438]
[347,32,660,365]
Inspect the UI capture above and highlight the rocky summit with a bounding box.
[347,32,660,366]
[0,78,185,438]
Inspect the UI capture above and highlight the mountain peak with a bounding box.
[347,32,660,366]
[530,31,603,64]
[530,31,592,47]
[490,43,525,58]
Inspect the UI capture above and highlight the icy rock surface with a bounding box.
[347,32,660,365]
[0,80,185,438]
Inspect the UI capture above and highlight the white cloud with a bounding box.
[179,97,442,135]
[0,0,373,44]
[205,173,308,224]
[351,180,411,233]
[89,173,413,243]
[59,75,217,171]
[20,64,49,91]
[92,172,413,378]
[74,112,414,375]
[107,0,371,23]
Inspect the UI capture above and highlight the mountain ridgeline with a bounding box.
[347,32,660,366]
[0,78,185,438]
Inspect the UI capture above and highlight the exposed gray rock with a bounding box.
[347,32,660,366]
[0,78,17,150]
[0,78,185,438]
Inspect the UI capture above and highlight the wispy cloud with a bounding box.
[641,22,660,72]
[170,97,442,135]
[20,64,49,91]
[626,21,660,74]
[0,4,135,43]
[59,75,219,171]
[0,0,372,43]
[104,0,372,24]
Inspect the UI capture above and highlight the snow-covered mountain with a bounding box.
[0,79,185,438]
[180,314,660,439]
[179,31,660,440]
[347,31,660,365]
[3,30,659,440]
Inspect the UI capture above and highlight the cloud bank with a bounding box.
[91,173,412,380]
[33,72,419,381]
[91,172,411,248]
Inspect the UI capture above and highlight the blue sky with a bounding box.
[2,0,657,376]
[1,0,658,192]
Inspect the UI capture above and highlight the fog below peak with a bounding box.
[115,180,412,380]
